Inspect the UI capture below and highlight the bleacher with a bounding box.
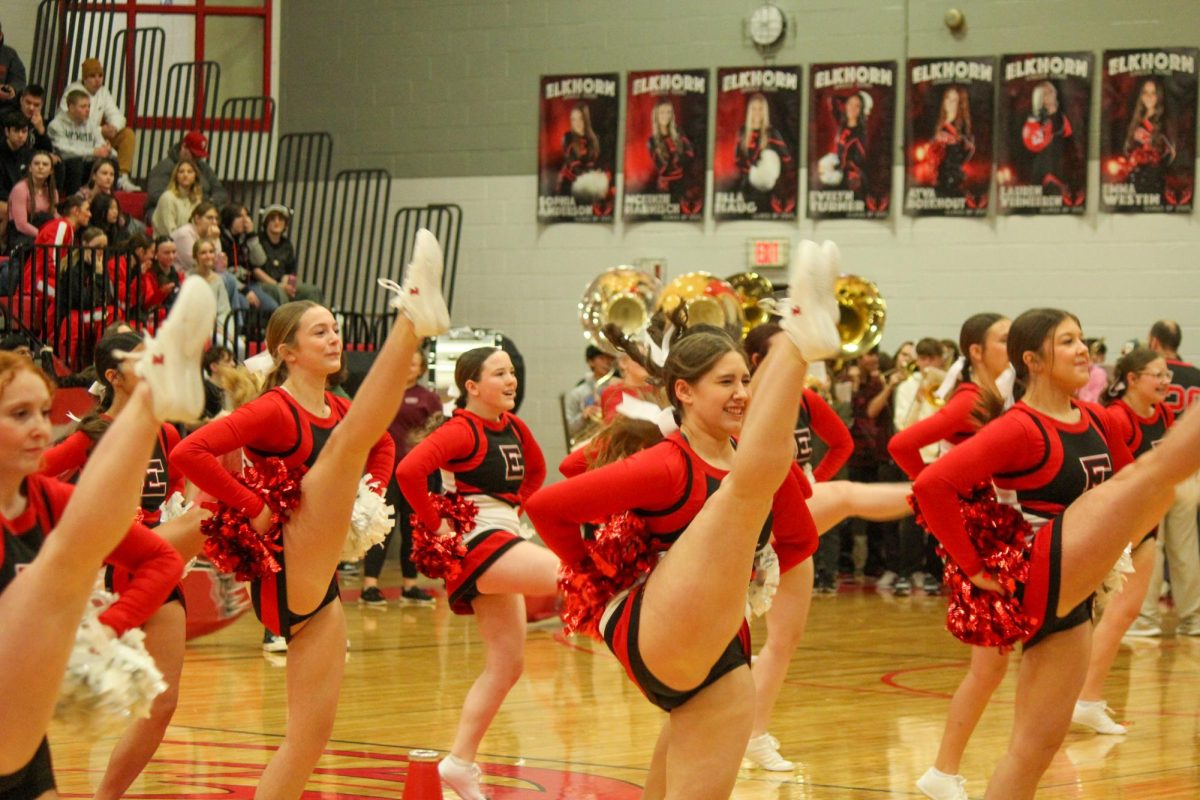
[3,0,463,374]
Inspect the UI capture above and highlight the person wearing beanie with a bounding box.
[57,57,139,190]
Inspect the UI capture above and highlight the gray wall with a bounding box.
[279,0,1200,176]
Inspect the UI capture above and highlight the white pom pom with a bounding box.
[572,170,610,202]
[157,491,193,524]
[748,149,781,192]
[746,544,780,619]
[55,592,166,736]
[1094,544,1135,616]
[817,152,843,186]
[342,476,395,562]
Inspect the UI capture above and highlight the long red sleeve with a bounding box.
[559,447,590,478]
[525,443,692,567]
[396,419,478,530]
[805,390,853,481]
[39,478,183,634]
[889,385,979,479]
[511,414,546,505]
[772,463,820,571]
[39,430,93,481]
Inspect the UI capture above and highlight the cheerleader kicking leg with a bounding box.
[278,229,448,617]
[985,403,1200,800]
[0,277,212,773]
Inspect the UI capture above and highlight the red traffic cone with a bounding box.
[403,749,443,799]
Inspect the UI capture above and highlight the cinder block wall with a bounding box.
[277,0,1200,467]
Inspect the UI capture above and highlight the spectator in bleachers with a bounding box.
[57,58,139,190]
[57,225,116,321]
[90,192,144,250]
[151,160,201,235]
[78,156,117,201]
[173,201,254,313]
[18,85,53,154]
[139,235,182,315]
[192,238,232,327]
[48,88,111,194]
[247,204,323,304]
[0,332,54,376]
[220,202,275,311]
[0,110,31,244]
[144,131,228,222]
[6,149,56,249]
[0,21,27,109]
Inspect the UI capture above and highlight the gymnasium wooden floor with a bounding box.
[48,569,1200,798]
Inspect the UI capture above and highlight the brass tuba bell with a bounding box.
[655,272,744,335]
[578,267,662,353]
[834,274,886,361]
[726,271,775,338]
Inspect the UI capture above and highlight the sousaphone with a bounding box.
[578,267,662,353]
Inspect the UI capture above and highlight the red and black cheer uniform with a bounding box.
[1105,399,1173,546]
[914,400,1133,648]
[172,388,394,639]
[888,382,982,480]
[735,128,793,191]
[933,119,974,197]
[1023,108,1073,193]
[395,408,545,615]
[0,474,183,795]
[832,99,868,195]
[648,134,695,199]
[558,132,599,193]
[42,421,187,607]
[795,388,853,482]
[1126,118,1174,196]
[527,432,817,711]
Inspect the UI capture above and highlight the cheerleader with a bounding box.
[171,231,448,798]
[527,240,841,800]
[39,332,205,800]
[1072,347,1175,735]
[742,321,912,772]
[913,308,1200,799]
[394,346,556,800]
[0,278,210,794]
[887,314,1013,800]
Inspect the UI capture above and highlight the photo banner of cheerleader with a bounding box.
[537,73,620,223]
[807,61,897,219]
[903,57,996,217]
[1101,48,1198,214]
[712,66,801,221]
[623,70,709,222]
[996,52,1093,215]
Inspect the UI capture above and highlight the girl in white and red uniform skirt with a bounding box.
[1071,346,1176,735]
[914,308,1200,799]
[394,346,557,800]
[172,231,448,799]
[528,240,842,800]
[0,276,211,797]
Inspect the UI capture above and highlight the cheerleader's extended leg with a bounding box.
[806,480,913,533]
[985,404,1200,800]
[279,230,447,617]
[0,276,211,774]
[92,599,186,800]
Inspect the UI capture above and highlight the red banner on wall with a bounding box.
[903,57,996,217]
[1101,48,1198,213]
[712,66,801,220]
[537,73,620,223]
[807,61,897,220]
[622,70,709,222]
[997,52,1093,215]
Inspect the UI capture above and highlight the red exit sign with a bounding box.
[748,238,789,269]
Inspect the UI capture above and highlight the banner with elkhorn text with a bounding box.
[623,70,709,222]
[537,73,619,223]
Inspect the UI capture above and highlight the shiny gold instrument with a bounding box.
[725,271,775,338]
[655,272,744,334]
[834,274,886,361]
[578,267,662,353]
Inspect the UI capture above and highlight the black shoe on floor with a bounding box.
[359,586,388,607]
[401,585,436,606]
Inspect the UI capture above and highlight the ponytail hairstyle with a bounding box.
[1104,346,1160,406]
[77,331,143,441]
[584,416,665,470]
[1007,307,1080,398]
[453,346,502,409]
[261,300,321,392]
[741,322,783,375]
[955,312,1007,425]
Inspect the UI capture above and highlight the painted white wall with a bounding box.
[386,164,1200,470]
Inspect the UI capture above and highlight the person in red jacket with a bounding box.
[395,346,554,800]
[526,238,842,800]
[0,276,210,796]
[888,312,1017,800]
[1072,347,1175,736]
[171,230,448,799]
[741,321,912,771]
[913,308,1200,800]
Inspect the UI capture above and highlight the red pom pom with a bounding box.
[558,512,659,640]
[410,493,476,580]
[924,485,1038,652]
[199,458,304,582]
